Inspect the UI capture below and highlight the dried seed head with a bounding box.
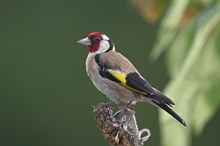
[93,103,151,146]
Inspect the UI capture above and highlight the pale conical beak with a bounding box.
[77,37,91,46]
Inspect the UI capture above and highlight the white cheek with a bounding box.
[102,35,109,40]
[99,41,110,52]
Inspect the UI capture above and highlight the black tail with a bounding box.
[153,101,187,126]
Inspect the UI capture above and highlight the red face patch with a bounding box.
[88,44,99,52]
[88,32,103,53]
[88,32,103,39]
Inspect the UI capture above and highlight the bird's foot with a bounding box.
[119,101,135,110]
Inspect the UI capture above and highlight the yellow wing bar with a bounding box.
[108,70,146,95]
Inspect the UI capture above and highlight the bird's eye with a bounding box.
[91,37,101,45]
[90,36,102,46]
[95,37,101,42]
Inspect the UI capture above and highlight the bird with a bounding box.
[77,32,186,126]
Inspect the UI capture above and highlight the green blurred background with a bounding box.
[0,0,220,146]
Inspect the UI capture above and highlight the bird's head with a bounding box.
[77,32,115,54]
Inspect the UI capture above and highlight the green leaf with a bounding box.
[190,30,220,134]
[166,23,195,77]
[159,5,220,146]
[150,0,190,60]
[216,32,220,56]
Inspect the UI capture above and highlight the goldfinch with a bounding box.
[77,32,186,126]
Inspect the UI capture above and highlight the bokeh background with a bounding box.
[1,0,220,146]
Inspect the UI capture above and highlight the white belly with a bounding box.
[85,53,142,104]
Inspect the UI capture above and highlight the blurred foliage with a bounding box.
[133,0,171,23]
[134,0,220,146]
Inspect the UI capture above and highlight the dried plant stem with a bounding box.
[93,103,151,146]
